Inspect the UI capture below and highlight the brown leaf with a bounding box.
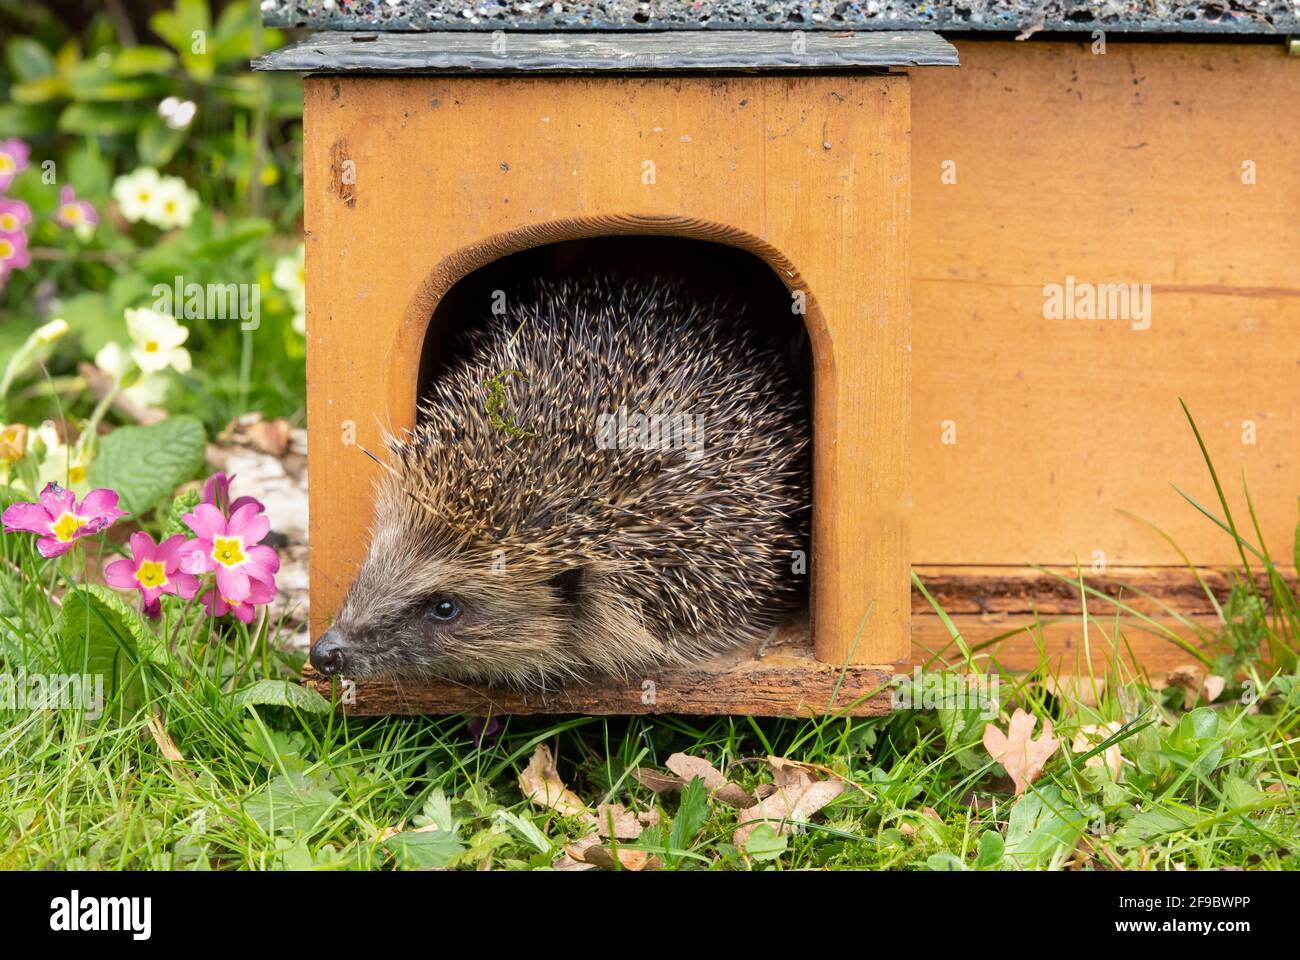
[664,753,754,807]
[572,844,662,871]
[147,709,184,763]
[715,783,756,809]
[665,752,727,790]
[733,779,846,847]
[982,708,1060,796]
[595,803,642,840]
[637,808,661,827]
[518,744,589,817]
[244,418,293,457]
[633,767,685,794]
[1071,722,1125,780]
[553,834,600,871]
[1202,674,1226,703]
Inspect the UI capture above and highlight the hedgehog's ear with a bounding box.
[548,567,585,606]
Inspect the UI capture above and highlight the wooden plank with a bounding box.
[303,73,912,668]
[913,565,1297,616]
[910,42,1300,568]
[304,616,895,716]
[255,30,959,73]
[307,607,1223,716]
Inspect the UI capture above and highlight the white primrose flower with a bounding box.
[112,167,164,224]
[151,176,200,230]
[111,167,200,230]
[95,341,170,407]
[125,308,191,374]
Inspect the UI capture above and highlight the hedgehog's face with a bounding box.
[308,516,585,684]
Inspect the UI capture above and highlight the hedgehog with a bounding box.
[309,273,809,687]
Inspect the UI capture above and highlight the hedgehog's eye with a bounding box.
[426,596,461,622]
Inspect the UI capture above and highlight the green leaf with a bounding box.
[493,810,550,854]
[926,852,968,871]
[162,488,202,539]
[58,102,152,136]
[245,771,338,838]
[1003,786,1089,869]
[0,103,55,137]
[975,829,1005,869]
[10,76,67,104]
[6,37,56,83]
[741,823,788,862]
[666,776,708,864]
[137,115,189,168]
[150,0,214,82]
[113,46,178,76]
[58,583,156,711]
[65,145,112,201]
[233,679,331,715]
[88,416,208,517]
[384,829,465,869]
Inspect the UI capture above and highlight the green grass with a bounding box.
[0,414,1297,870]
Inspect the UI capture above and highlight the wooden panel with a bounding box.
[910,41,1300,567]
[303,73,912,668]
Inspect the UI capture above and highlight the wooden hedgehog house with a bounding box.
[258,1,1300,717]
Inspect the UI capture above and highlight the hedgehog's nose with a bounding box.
[310,630,349,676]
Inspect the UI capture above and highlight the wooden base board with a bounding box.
[305,603,1232,717]
[304,616,896,717]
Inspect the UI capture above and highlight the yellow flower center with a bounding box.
[68,465,87,485]
[0,213,17,231]
[165,200,176,213]
[138,191,151,203]
[0,239,13,259]
[60,205,83,224]
[144,340,160,353]
[135,560,168,589]
[298,267,306,286]
[0,154,12,174]
[51,512,87,542]
[211,536,246,568]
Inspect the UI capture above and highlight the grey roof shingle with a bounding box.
[261,1,1300,35]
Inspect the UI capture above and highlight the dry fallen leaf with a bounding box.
[595,803,642,840]
[982,708,1060,796]
[733,777,846,847]
[665,752,728,790]
[147,709,184,763]
[633,767,685,794]
[553,834,600,871]
[1071,721,1125,780]
[664,752,754,808]
[518,744,589,817]
[1165,664,1225,710]
[569,843,662,871]
[637,808,661,827]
